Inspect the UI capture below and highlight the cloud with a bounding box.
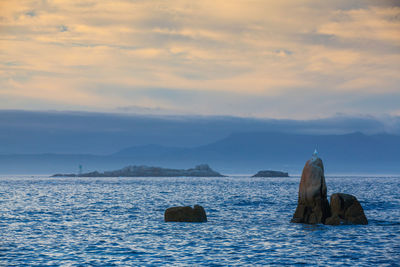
[0,0,399,118]
[25,10,36,17]
[58,25,68,32]
[318,6,400,45]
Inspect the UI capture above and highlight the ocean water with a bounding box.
[1,175,399,266]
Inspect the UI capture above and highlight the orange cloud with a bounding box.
[0,0,399,117]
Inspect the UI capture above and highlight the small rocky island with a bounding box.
[52,164,225,177]
[252,170,289,177]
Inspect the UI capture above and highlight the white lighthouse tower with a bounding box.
[312,148,318,161]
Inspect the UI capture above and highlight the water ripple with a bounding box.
[0,176,399,265]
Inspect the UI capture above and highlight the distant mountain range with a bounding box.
[111,131,400,173]
[1,131,399,174]
[1,110,399,155]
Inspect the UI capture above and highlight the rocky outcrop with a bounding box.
[52,164,225,177]
[291,155,331,224]
[252,170,289,177]
[291,151,368,225]
[164,205,207,222]
[325,193,368,225]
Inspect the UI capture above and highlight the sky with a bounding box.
[1,0,399,119]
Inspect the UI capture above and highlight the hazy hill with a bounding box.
[2,131,399,174]
[1,110,399,155]
[1,110,400,174]
[111,132,400,174]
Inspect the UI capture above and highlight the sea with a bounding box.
[1,175,399,266]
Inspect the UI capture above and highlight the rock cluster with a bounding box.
[291,151,368,225]
[164,205,207,222]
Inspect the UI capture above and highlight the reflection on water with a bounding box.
[0,176,399,265]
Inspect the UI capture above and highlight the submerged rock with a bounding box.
[291,151,331,224]
[164,205,207,222]
[325,193,368,225]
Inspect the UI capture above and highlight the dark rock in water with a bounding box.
[164,205,207,222]
[324,215,341,225]
[291,153,331,224]
[52,164,225,177]
[325,193,368,225]
[51,173,76,177]
[252,170,289,177]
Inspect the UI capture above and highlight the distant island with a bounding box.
[52,164,225,177]
[252,170,289,177]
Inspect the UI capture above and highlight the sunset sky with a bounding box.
[1,0,399,119]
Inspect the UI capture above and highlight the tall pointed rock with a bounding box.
[291,150,331,224]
